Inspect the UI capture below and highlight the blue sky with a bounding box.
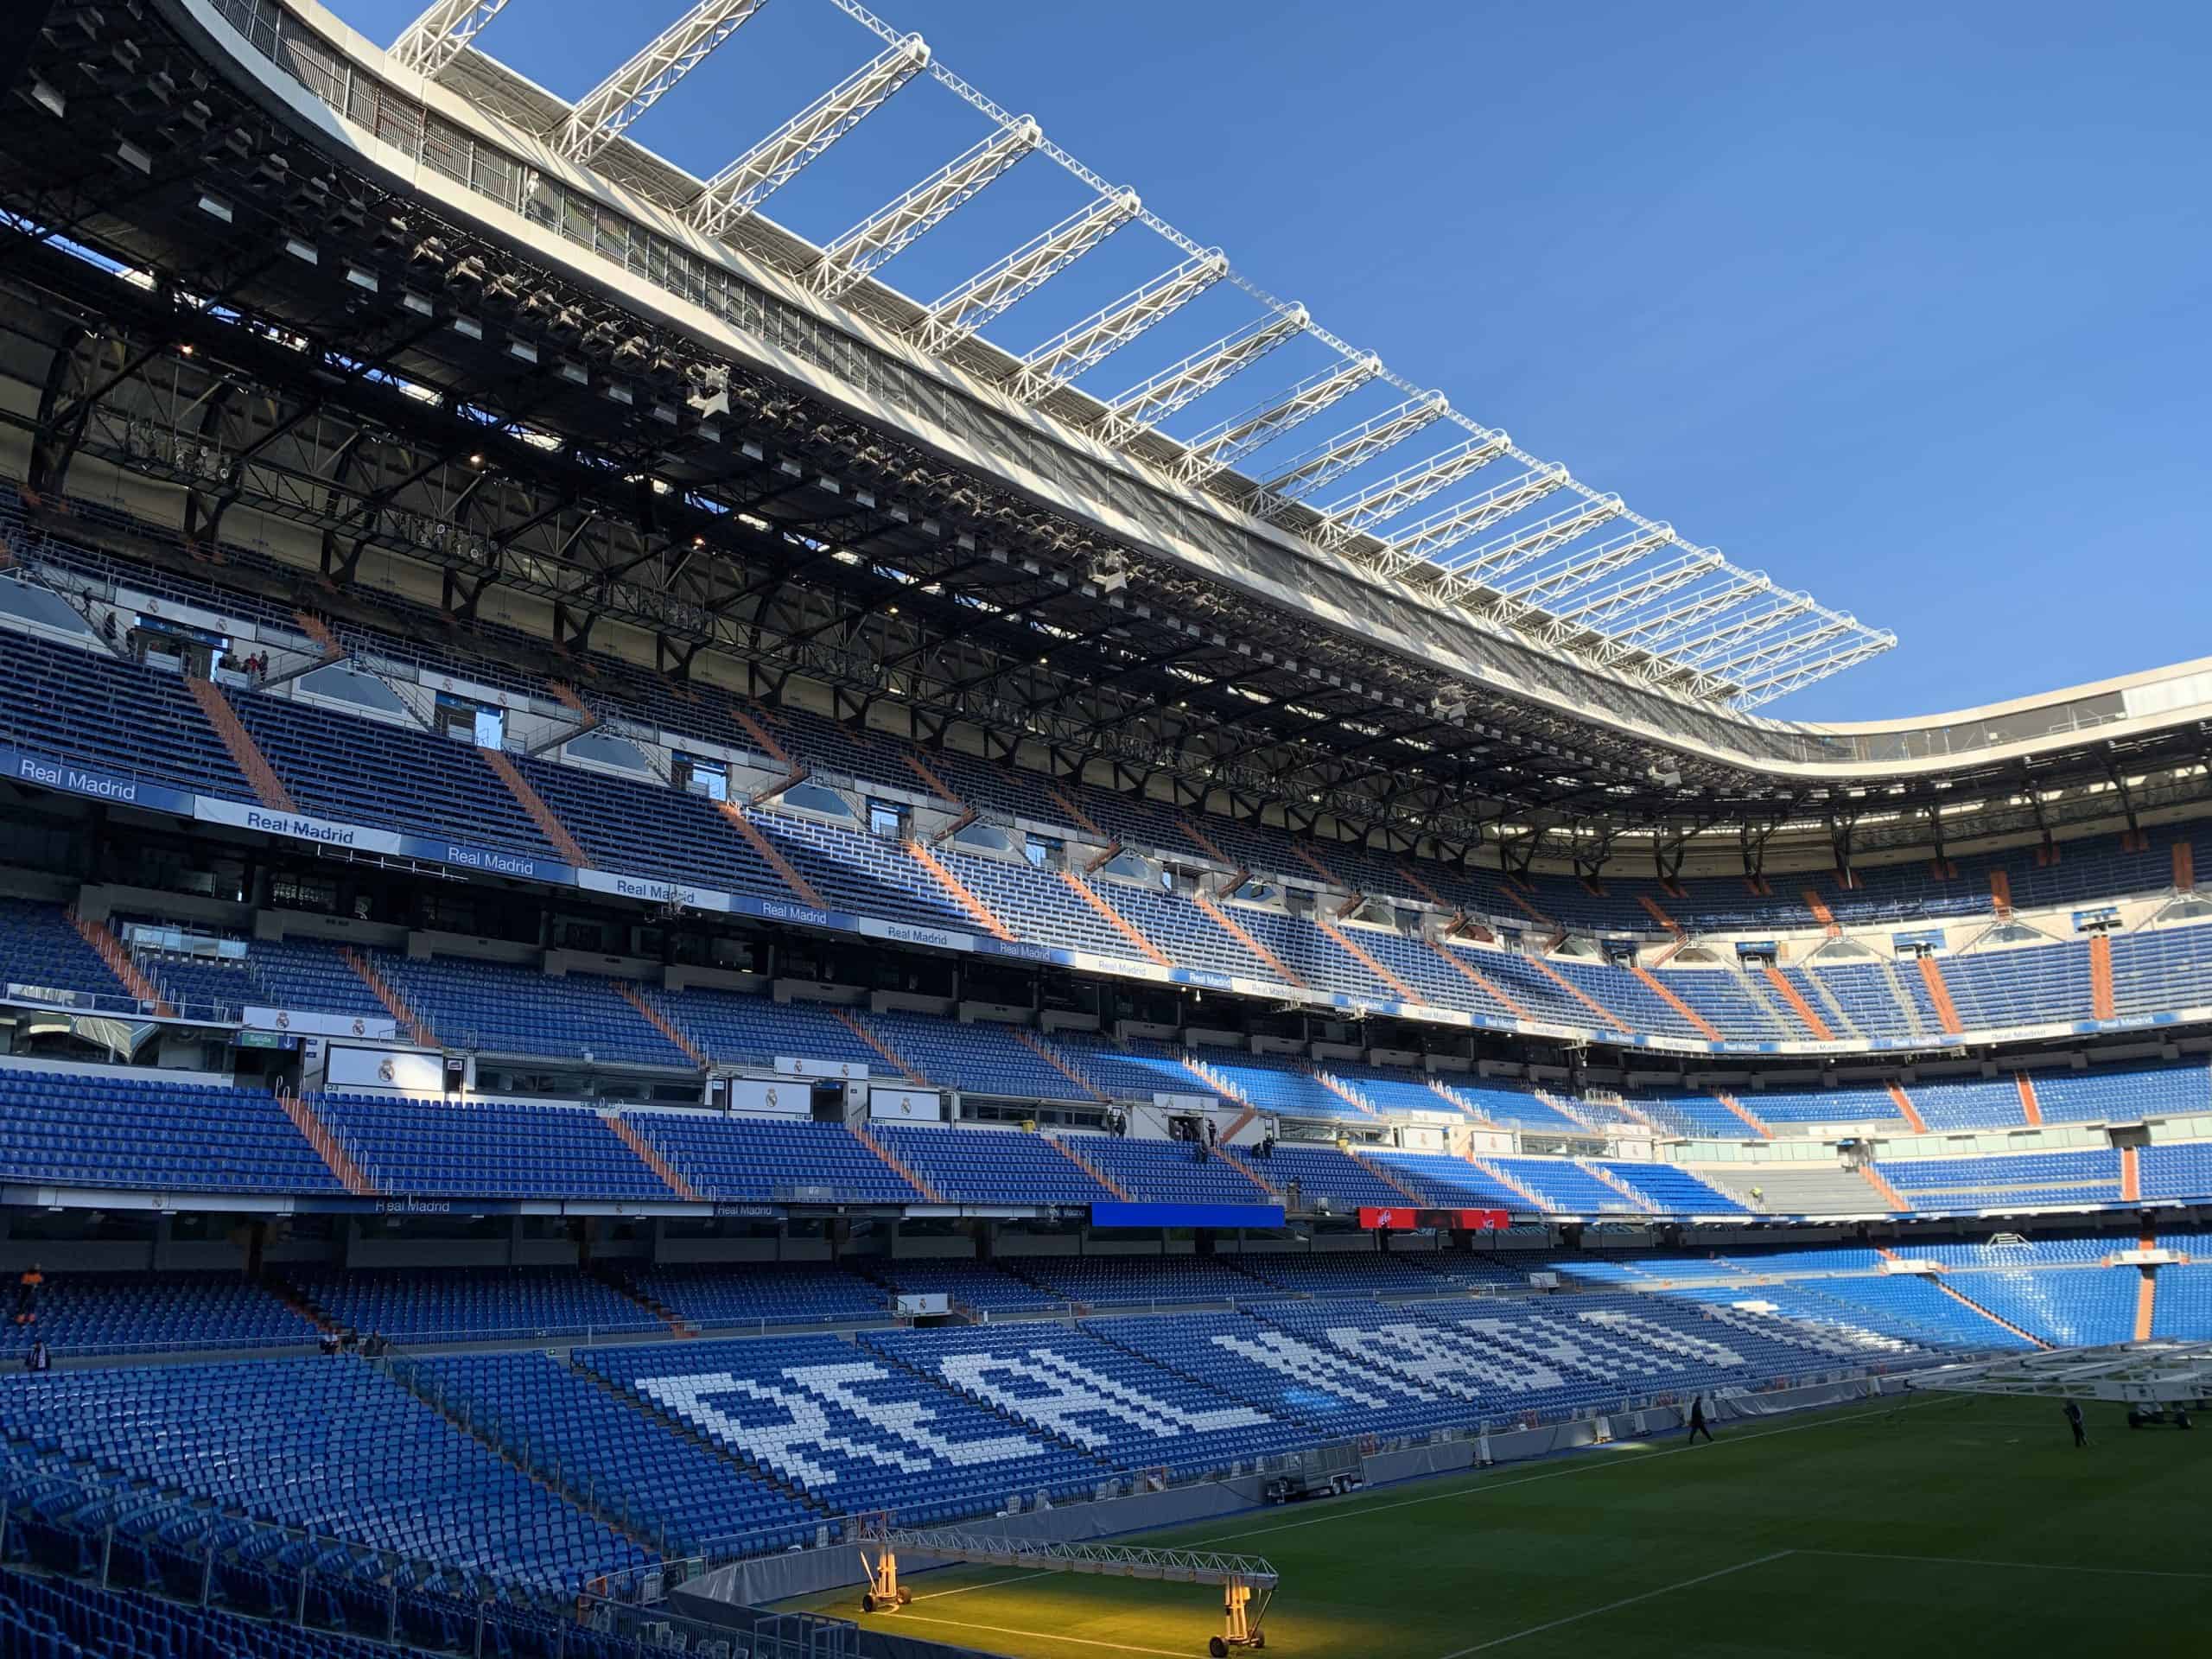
[329,0,2211,722]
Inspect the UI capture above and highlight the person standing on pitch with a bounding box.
[1686,1394,1713,1444]
[2064,1399,2088,1448]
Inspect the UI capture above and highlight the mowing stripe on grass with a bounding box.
[1802,1548,2212,1581]
[1193,1395,1954,1548]
[1433,1550,1797,1656]
[887,1611,1190,1656]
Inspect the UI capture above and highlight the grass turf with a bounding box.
[780,1394,2212,1657]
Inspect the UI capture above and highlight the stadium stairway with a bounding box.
[1802,887,1840,936]
[1860,1165,1910,1212]
[1764,965,1836,1039]
[1426,939,1532,1020]
[1631,964,1723,1039]
[1047,1135,1131,1198]
[1313,914,1419,1001]
[2090,933,2117,1019]
[2016,1072,2045,1126]
[831,1009,927,1084]
[904,840,1016,941]
[1528,957,1635,1036]
[276,1090,377,1196]
[477,747,592,868]
[1190,888,1306,987]
[1058,869,1174,967]
[2136,1257,2157,1340]
[1012,1030,1110,1102]
[1917,956,1965,1035]
[1885,1084,1929,1134]
[1290,843,1345,887]
[1934,1279,2053,1349]
[615,985,709,1068]
[68,912,170,1014]
[851,1123,944,1202]
[605,1115,702,1202]
[339,946,438,1048]
[1313,1072,1379,1118]
[1716,1092,1775,1139]
[1577,1160,1658,1213]
[901,753,963,808]
[714,798,824,907]
[2122,1146,2142,1202]
[184,677,296,812]
[589,1263,696,1340]
[1344,1147,1427,1205]
[1466,1156,1545,1209]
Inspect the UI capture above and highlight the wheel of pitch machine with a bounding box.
[862,1593,879,1614]
[1210,1638,1229,1657]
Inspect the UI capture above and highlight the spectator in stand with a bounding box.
[13,1264,41,1327]
[23,1339,49,1373]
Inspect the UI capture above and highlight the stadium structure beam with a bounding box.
[1731,627,1898,708]
[1171,354,1383,487]
[813,119,1043,300]
[1009,251,1228,404]
[552,0,773,164]
[1310,429,1510,549]
[1243,391,1449,518]
[911,189,1141,356]
[689,35,931,236]
[1094,308,1306,448]
[1503,524,1676,614]
[1664,591,1821,672]
[1429,493,1625,604]
[1541,550,1726,641]
[1599,573,1775,661]
[1699,613,1858,686]
[391,0,514,78]
[1367,463,1572,581]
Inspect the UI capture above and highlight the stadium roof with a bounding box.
[391,0,1896,714]
[2,0,2209,871]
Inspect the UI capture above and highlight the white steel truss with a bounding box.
[1368,464,1572,580]
[1095,309,1306,448]
[689,35,930,236]
[1311,429,1510,548]
[1502,524,1676,615]
[1666,590,1820,672]
[1906,1340,2212,1404]
[1541,550,1726,640]
[1011,251,1229,404]
[1245,392,1448,518]
[814,120,1043,300]
[1732,627,1897,707]
[1173,355,1382,486]
[390,0,513,78]
[552,0,772,165]
[1599,572,1775,662]
[1702,612,1857,685]
[1430,494,1626,600]
[911,190,1141,356]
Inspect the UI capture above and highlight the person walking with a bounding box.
[1686,1394,1714,1445]
[2064,1399,2088,1448]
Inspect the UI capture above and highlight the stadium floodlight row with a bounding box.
[1,0,2209,894]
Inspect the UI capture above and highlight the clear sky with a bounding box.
[327,0,2211,722]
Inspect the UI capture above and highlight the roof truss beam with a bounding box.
[1311,429,1510,548]
[689,35,931,236]
[1244,391,1448,518]
[553,0,773,164]
[1173,353,1382,486]
[1095,308,1306,448]
[1428,493,1625,603]
[814,118,1043,299]
[1367,463,1571,580]
[1009,250,1227,404]
[391,0,515,79]
[911,189,1141,356]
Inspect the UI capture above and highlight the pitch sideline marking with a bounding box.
[909,1568,1057,1601]
[884,1611,1190,1656]
[1801,1548,2212,1582]
[1433,1550,1797,1656]
[1191,1395,1955,1548]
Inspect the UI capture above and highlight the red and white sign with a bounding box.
[1357,1206,1513,1231]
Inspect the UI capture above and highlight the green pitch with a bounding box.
[780,1395,2211,1657]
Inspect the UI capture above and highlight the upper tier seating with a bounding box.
[0,1359,648,1588]
[0,626,253,800]
[652,987,880,1072]
[864,1011,1092,1100]
[1876,1150,2123,1211]
[1593,1161,1747,1213]
[862,1259,1068,1315]
[1016,1255,1268,1308]
[1224,1142,1410,1209]
[314,1094,671,1200]
[0,1070,340,1193]
[579,1335,1105,1523]
[2031,1063,2212,1124]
